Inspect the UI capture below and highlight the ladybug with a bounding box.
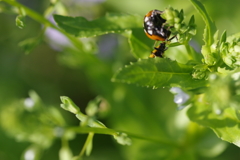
[143,10,171,41]
[149,42,167,58]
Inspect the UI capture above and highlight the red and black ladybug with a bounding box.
[143,10,171,41]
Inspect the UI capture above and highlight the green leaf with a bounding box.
[201,42,217,66]
[53,13,142,37]
[188,15,195,26]
[188,101,240,147]
[16,15,25,29]
[213,30,219,44]
[189,0,216,45]
[220,30,227,44]
[60,96,80,114]
[128,29,152,59]
[18,36,42,54]
[113,133,132,146]
[202,26,209,45]
[179,9,184,23]
[112,58,207,90]
[227,32,240,42]
[188,71,240,147]
[15,7,26,29]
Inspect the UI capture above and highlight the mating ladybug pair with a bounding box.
[143,9,175,58]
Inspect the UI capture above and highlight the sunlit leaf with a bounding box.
[113,133,132,146]
[112,58,207,90]
[188,72,240,147]
[189,0,216,45]
[60,96,80,114]
[16,15,25,29]
[188,102,240,147]
[220,30,227,44]
[54,13,148,59]
[54,13,142,37]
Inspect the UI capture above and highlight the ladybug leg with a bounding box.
[168,35,177,41]
[161,24,178,42]
[153,10,164,15]
[162,22,171,30]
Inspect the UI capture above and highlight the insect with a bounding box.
[149,42,167,58]
[143,9,171,41]
[144,9,177,58]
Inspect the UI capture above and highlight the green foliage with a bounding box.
[161,7,197,43]
[0,91,66,159]
[189,0,216,45]
[53,14,142,37]
[2,0,240,159]
[18,36,43,54]
[188,70,240,147]
[54,14,149,59]
[15,6,26,29]
[0,91,63,147]
[60,96,131,158]
[16,14,25,29]
[112,58,207,89]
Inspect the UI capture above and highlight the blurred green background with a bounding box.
[1,0,240,159]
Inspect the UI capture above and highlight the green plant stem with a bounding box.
[61,136,69,149]
[69,126,180,147]
[69,126,118,136]
[2,0,83,50]
[79,132,94,157]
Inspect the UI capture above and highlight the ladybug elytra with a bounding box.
[143,10,171,41]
